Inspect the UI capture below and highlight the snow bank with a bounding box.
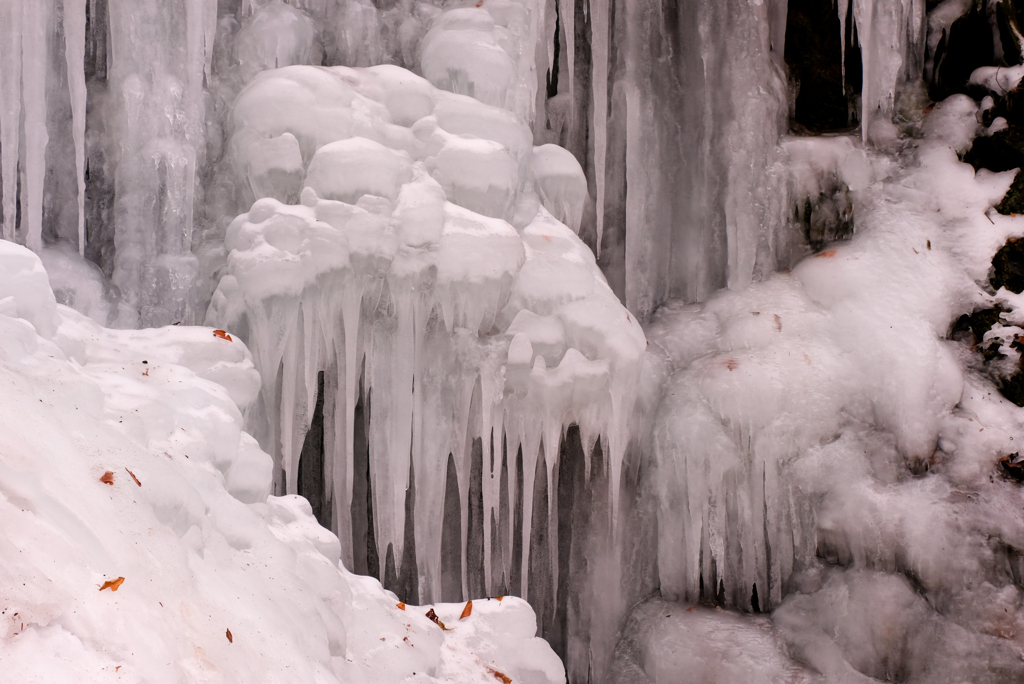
[0,241,564,684]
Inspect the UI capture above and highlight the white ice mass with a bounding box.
[5,0,1024,683]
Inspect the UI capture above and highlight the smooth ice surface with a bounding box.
[0,240,563,684]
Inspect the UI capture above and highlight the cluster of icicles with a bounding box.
[206,61,646,604]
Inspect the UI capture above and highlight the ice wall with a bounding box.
[0,0,932,328]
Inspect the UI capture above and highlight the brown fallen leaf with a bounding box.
[724,358,739,371]
[999,454,1024,482]
[496,596,504,602]
[773,314,782,332]
[100,471,115,485]
[125,468,141,487]
[226,628,233,643]
[486,667,512,684]
[213,329,233,342]
[460,600,473,620]
[142,368,149,377]
[100,577,125,592]
[815,249,837,259]
[425,608,450,631]
[396,602,406,611]
[115,666,121,672]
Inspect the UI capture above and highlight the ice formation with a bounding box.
[206,63,645,606]
[6,0,1024,682]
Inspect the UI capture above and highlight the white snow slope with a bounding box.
[0,238,563,684]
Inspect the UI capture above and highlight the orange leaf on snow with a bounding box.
[460,600,473,619]
[100,577,125,592]
[425,608,450,631]
[815,249,837,258]
[496,596,504,601]
[486,667,512,683]
[213,329,233,342]
[396,602,406,610]
[100,471,115,485]
[226,628,233,643]
[125,469,141,487]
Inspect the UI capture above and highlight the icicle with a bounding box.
[558,0,574,107]
[204,0,218,86]
[839,0,849,89]
[64,0,88,256]
[590,0,609,256]
[0,0,23,243]
[545,0,557,89]
[456,371,477,601]
[480,365,500,596]
[21,0,49,253]
[337,277,365,571]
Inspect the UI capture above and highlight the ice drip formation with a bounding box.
[5,0,1024,682]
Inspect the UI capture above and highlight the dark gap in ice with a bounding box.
[510,443,525,596]
[298,370,328,529]
[785,0,862,133]
[931,1,998,100]
[467,436,486,600]
[547,0,561,100]
[397,455,419,603]
[528,442,553,638]
[549,426,584,657]
[495,433,511,597]
[351,369,375,578]
[441,452,463,602]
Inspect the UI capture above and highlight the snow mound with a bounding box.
[0,241,564,684]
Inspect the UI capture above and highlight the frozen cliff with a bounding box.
[5,0,1024,683]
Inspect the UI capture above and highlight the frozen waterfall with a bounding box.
[5,0,1024,683]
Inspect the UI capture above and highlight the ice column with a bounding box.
[106,0,213,326]
[0,0,23,243]
[65,0,88,256]
[21,0,49,253]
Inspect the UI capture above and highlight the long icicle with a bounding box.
[65,0,88,256]
[21,0,49,253]
[0,0,23,242]
[591,0,609,256]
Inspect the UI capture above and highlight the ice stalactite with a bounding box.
[545,0,790,320]
[0,0,23,243]
[207,63,646,606]
[850,0,927,144]
[22,0,50,254]
[590,0,608,255]
[64,0,88,256]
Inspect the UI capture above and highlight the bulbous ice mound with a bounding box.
[209,64,643,603]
